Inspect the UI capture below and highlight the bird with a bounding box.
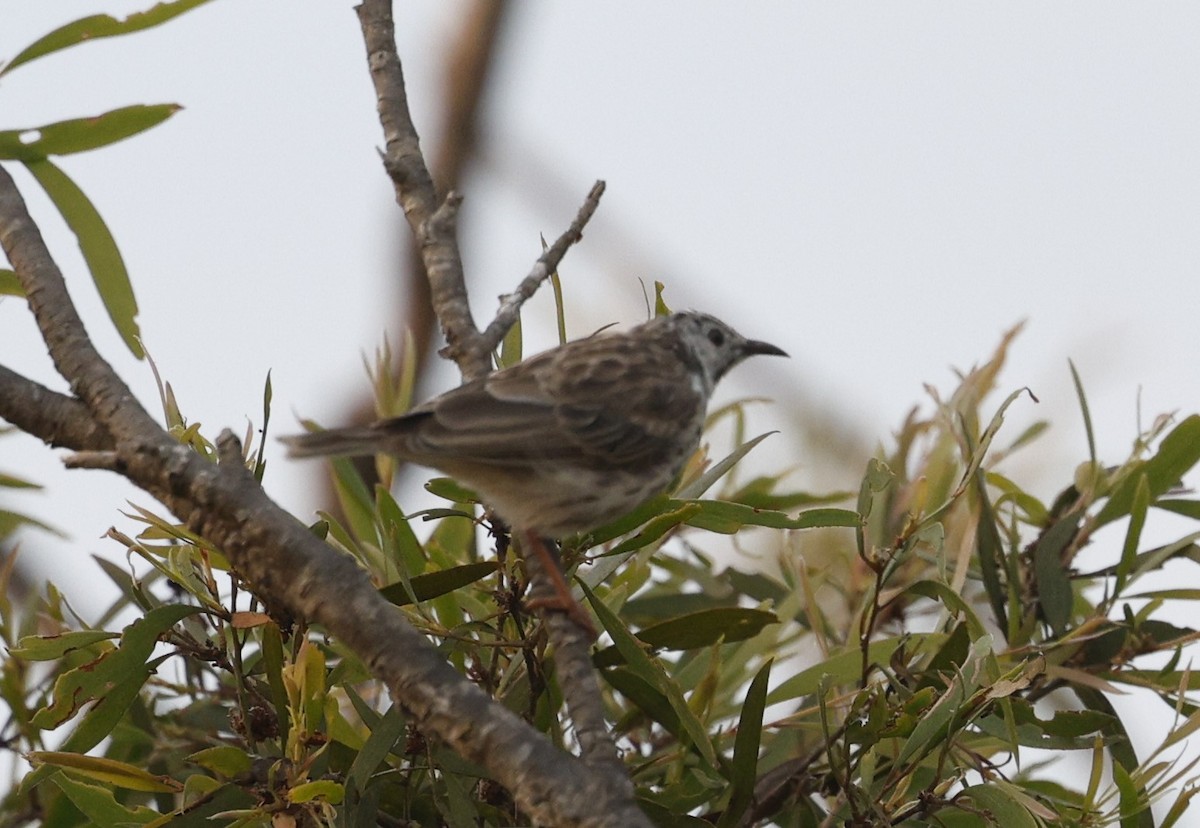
[283,311,786,633]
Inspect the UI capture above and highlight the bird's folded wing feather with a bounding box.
[399,336,702,469]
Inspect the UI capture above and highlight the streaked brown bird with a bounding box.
[283,311,786,631]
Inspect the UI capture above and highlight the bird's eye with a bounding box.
[707,328,726,347]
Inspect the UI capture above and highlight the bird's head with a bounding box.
[669,311,788,391]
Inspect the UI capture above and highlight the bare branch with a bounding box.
[481,180,606,352]
[357,0,487,380]
[355,0,436,227]
[434,0,510,194]
[0,366,113,451]
[422,191,489,380]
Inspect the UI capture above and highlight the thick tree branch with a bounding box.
[0,366,113,451]
[0,170,155,445]
[0,163,647,827]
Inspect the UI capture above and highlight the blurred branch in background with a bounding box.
[335,1,512,507]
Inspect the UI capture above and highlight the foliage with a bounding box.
[5,299,1200,826]
[4,7,1200,828]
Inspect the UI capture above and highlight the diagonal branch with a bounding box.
[0,365,113,451]
[480,179,606,354]
[0,162,647,827]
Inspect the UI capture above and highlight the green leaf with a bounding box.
[348,704,406,792]
[1157,499,1200,520]
[45,771,158,826]
[897,668,971,767]
[959,783,1039,828]
[985,470,1049,525]
[10,629,118,661]
[856,458,895,555]
[622,590,737,622]
[974,699,1114,750]
[1116,475,1151,593]
[261,620,290,747]
[601,666,679,735]
[0,268,23,296]
[323,455,376,544]
[1162,783,1200,828]
[1068,359,1097,466]
[378,562,498,607]
[728,476,854,511]
[683,501,860,534]
[653,281,672,316]
[289,779,344,805]
[1071,685,1142,782]
[583,582,719,769]
[32,604,201,752]
[635,608,777,651]
[24,159,143,358]
[600,502,701,557]
[375,485,425,577]
[767,637,921,705]
[1,0,214,77]
[0,106,181,161]
[547,245,568,345]
[424,477,480,504]
[0,508,63,539]
[973,472,1010,634]
[188,746,253,778]
[636,797,711,827]
[498,310,522,369]
[677,431,775,500]
[716,660,770,828]
[906,580,988,641]
[30,752,178,793]
[1031,511,1080,636]
[1112,759,1150,828]
[1096,414,1200,528]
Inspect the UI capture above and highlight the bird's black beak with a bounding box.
[744,339,788,358]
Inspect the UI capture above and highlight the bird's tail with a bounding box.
[280,426,386,458]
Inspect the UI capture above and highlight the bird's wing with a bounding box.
[542,332,704,467]
[379,332,703,470]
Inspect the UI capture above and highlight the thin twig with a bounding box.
[481,180,607,353]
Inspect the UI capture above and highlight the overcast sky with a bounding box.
[3,0,1199,795]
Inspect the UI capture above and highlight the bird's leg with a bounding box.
[521,531,598,640]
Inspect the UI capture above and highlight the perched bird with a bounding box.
[283,311,786,631]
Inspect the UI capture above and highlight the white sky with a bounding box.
[2,0,1199,808]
